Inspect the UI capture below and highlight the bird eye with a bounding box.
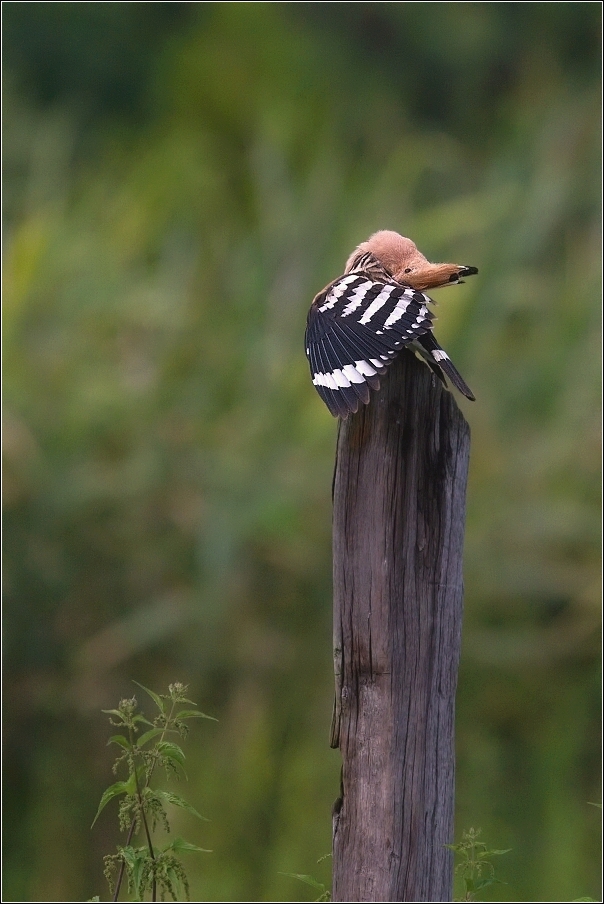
[404,268,412,274]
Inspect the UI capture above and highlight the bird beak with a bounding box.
[404,264,478,291]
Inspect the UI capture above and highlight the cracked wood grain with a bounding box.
[331,350,470,903]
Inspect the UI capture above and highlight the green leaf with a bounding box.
[131,851,147,901]
[132,713,155,727]
[91,781,130,827]
[102,708,126,719]
[280,872,328,893]
[124,770,138,795]
[119,845,138,869]
[117,845,144,901]
[132,681,165,713]
[107,734,131,750]
[175,709,218,722]
[164,836,212,854]
[474,877,506,891]
[156,789,209,821]
[157,740,186,768]
[165,865,181,897]
[165,865,185,902]
[120,766,145,796]
[136,727,166,748]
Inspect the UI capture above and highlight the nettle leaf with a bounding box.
[164,837,212,854]
[280,872,328,892]
[117,845,148,900]
[121,766,145,797]
[131,850,147,900]
[134,765,147,787]
[133,681,165,714]
[165,866,184,900]
[176,709,218,722]
[156,790,209,821]
[107,734,130,750]
[132,713,154,728]
[119,845,138,870]
[157,740,186,769]
[474,878,495,890]
[136,727,166,748]
[102,708,126,720]
[91,781,131,827]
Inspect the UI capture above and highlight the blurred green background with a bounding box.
[2,3,601,901]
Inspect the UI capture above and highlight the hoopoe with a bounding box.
[305,230,477,418]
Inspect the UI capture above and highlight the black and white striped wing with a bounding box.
[305,273,435,417]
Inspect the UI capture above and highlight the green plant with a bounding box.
[92,682,216,902]
[279,872,331,902]
[447,827,510,902]
[280,853,332,902]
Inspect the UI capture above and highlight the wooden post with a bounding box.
[330,350,470,903]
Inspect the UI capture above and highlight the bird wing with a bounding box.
[414,331,475,401]
[305,273,435,417]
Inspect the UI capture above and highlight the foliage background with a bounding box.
[2,3,601,901]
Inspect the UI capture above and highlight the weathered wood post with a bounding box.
[330,349,470,903]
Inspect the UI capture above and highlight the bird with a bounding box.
[305,230,477,418]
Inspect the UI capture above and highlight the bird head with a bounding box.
[345,230,478,290]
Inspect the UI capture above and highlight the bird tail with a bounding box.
[415,333,475,401]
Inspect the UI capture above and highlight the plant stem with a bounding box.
[112,696,179,902]
[111,818,136,904]
[133,747,157,903]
